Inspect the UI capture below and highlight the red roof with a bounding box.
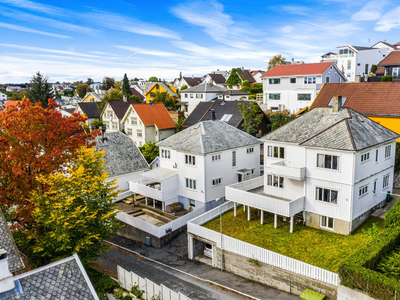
[310,82,400,116]
[132,103,175,129]
[261,62,333,78]
[378,51,400,66]
[4,101,19,107]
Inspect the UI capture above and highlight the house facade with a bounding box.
[225,101,399,235]
[261,62,347,114]
[129,118,262,212]
[74,102,100,125]
[82,91,104,103]
[251,70,265,83]
[180,83,227,114]
[144,82,179,103]
[377,50,400,80]
[202,73,227,87]
[0,92,7,101]
[217,90,249,101]
[177,77,203,89]
[101,98,137,131]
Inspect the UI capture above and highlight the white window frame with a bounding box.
[361,152,370,162]
[320,215,334,230]
[373,179,378,195]
[132,117,137,126]
[290,78,296,84]
[267,174,284,189]
[304,77,316,84]
[268,94,281,100]
[212,154,221,162]
[189,199,196,207]
[317,154,339,170]
[185,178,197,190]
[359,185,368,197]
[127,128,132,136]
[161,149,170,159]
[316,187,338,204]
[247,147,254,154]
[232,151,236,167]
[375,149,379,163]
[267,146,284,158]
[137,129,142,138]
[383,174,390,189]
[212,178,222,186]
[269,78,280,84]
[185,154,196,166]
[385,145,391,159]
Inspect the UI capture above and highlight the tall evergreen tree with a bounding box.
[25,72,54,107]
[122,73,131,96]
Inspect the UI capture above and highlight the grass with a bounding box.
[203,207,384,273]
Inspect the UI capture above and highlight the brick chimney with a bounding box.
[332,96,342,113]
[0,249,15,293]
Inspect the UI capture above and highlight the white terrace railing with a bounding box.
[187,202,339,286]
[129,181,178,202]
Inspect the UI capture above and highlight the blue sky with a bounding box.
[0,0,399,83]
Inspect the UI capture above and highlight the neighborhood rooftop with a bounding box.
[263,107,399,151]
[77,102,101,119]
[261,62,333,77]
[107,98,137,119]
[158,119,262,155]
[378,50,400,66]
[182,82,227,93]
[130,103,175,129]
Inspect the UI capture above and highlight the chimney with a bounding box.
[383,39,386,43]
[148,100,153,106]
[210,109,216,120]
[123,95,127,103]
[355,75,361,83]
[332,96,342,113]
[192,75,194,79]
[99,126,108,146]
[292,58,294,62]
[0,249,16,293]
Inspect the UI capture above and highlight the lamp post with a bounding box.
[216,197,223,271]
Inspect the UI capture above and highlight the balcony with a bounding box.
[268,161,306,181]
[129,168,178,202]
[225,176,304,217]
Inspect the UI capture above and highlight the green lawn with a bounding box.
[203,207,384,273]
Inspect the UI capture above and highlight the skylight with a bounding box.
[221,114,233,122]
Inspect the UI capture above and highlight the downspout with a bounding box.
[303,146,307,222]
[349,152,356,233]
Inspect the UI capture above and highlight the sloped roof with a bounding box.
[351,46,372,51]
[182,77,202,87]
[182,102,214,127]
[209,73,226,84]
[108,99,137,119]
[310,82,400,116]
[4,101,19,107]
[131,103,175,129]
[76,102,101,119]
[261,62,333,77]
[236,69,256,83]
[182,82,227,93]
[219,90,249,96]
[144,82,177,97]
[95,131,149,177]
[158,120,262,155]
[376,67,385,74]
[378,51,400,66]
[0,210,24,273]
[263,107,399,151]
[130,88,144,100]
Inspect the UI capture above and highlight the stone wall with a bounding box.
[394,171,400,188]
[214,247,338,300]
[337,285,375,300]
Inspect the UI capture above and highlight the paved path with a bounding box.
[97,233,298,300]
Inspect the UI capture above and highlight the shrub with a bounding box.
[114,288,124,299]
[385,198,400,229]
[122,296,132,300]
[377,247,400,279]
[180,84,188,90]
[381,75,393,82]
[86,266,119,297]
[131,285,145,298]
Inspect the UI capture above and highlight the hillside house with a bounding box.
[180,83,227,114]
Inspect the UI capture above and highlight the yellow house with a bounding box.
[311,82,400,141]
[82,92,103,103]
[144,82,179,103]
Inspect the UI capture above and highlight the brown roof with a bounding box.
[310,82,400,116]
[182,77,202,87]
[209,73,226,84]
[109,99,137,119]
[261,62,333,77]
[376,67,385,74]
[236,69,256,83]
[378,51,400,66]
[130,88,144,100]
[132,103,175,129]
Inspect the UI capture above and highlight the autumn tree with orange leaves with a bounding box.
[0,97,99,229]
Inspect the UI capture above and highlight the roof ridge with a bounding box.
[199,101,216,122]
[344,118,357,151]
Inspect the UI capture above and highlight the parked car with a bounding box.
[204,244,212,258]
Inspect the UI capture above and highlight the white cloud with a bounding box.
[0,0,63,15]
[281,6,310,16]
[351,1,386,21]
[375,6,400,32]
[0,21,71,38]
[0,44,103,58]
[115,46,184,58]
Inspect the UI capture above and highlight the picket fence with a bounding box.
[117,266,191,300]
[187,201,339,286]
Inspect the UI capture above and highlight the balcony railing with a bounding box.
[268,161,306,181]
[129,180,178,202]
[225,176,304,217]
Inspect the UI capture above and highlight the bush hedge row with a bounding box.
[385,199,400,229]
[339,227,400,300]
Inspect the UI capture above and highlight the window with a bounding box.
[375,149,379,162]
[365,64,369,75]
[247,147,254,154]
[112,122,118,130]
[196,94,203,98]
[150,92,155,98]
[359,185,368,197]
[221,114,233,122]
[156,85,159,90]
[269,78,280,84]
[347,73,351,78]
[325,77,330,83]
[267,146,285,158]
[212,178,222,186]
[185,94,188,98]
[383,174,390,189]
[190,94,193,98]
[127,129,132,136]
[320,216,334,229]
[185,154,196,166]
[316,187,338,204]
[290,78,296,84]
[393,67,399,77]
[161,149,170,159]
[297,94,311,101]
[317,154,339,170]
[185,178,197,190]
[385,145,391,158]
[361,152,370,162]
[304,77,316,84]
[189,199,196,207]
[232,151,236,167]
[212,154,221,161]
[267,174,284,188]
[269,94,281,100]
[373,179,377,194]
[139,141,142,146]
[132,117,137,125]
[137,129,142,137]
[347,60,351,70]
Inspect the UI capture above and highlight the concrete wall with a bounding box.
[337,285,375,300]
[305,211,350,235]
[395,171,400,188]
[214,247,338,299]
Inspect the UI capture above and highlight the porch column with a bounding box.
[145,197,148,206]
[274,214,277,228]
[234,202,237,217]
[243,205,246,212]
[188,235,194,259]
[162,202,165,212]
[247,206,250,221]
[153,199,155,208]
[134,193,136,202]
[261,210,264,225]
[290,216,294,233]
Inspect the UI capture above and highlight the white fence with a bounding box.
[118,266,191,300]
[115,190,133,203]
[117,206,205,238]
[188,202,339,286]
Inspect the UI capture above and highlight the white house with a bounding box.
[180,83,227,115]
[5,86,21,92]
[321,43,393,82]
[101,98,138,131]
[217,90,250,101]
[121,102,175,147]
[177,76,203,89]
[225,98,399,234]
[202,73,227,87]
[261,62,347,114]
[0,92,7,101]
[129,115,262,212]
[251,70,265,83]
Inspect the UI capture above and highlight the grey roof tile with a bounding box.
[182,83,227,93]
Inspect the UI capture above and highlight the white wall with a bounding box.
[182,92,219,114]
[107,171,143,192]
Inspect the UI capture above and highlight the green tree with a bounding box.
[8,90,26,100]
[179,71,182,79]
[86,78,94,85]
[226,68,242,88]
[268,54,286,70]
[25,72,54,107]
[16,147,120,266]
[153,91,176,108]
[122,73,131,96]
[139,141,159,164]
[98,88,123,111]
[102,77,115,90]
[175,115,186,132]
[90,119,106,129]
[149,76,158,82]
[180,84,188,91]
[241,80,250,87]
[238,102,263,135]
[266,113,295,132]
[74,83,91,98]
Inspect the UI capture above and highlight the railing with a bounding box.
[118,266,191,300]
[187,202,339,286]
[115,190,132,203]
[129,181,178,201]
[269,161,306,180]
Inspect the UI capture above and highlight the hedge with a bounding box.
[381,75,393,82]
[339,227,400,300]
[385,199,400,229]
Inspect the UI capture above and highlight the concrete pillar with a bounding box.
[261,210,264,225]
[145,197,148,206]
[234,202,237,217]
[243,204,246,212]
[153,199,155,208]
[162,202,165,212]
[247,206,250,221]
[290,216,294,233]
[188,235,194,259]
[274,214,277,228]
[134,193,136,202]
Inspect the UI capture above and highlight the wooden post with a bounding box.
[234,202,237,217]
[261,210,264,224]
[247,206,250,221]
[290,216,294,233]
[274,214,277,228]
